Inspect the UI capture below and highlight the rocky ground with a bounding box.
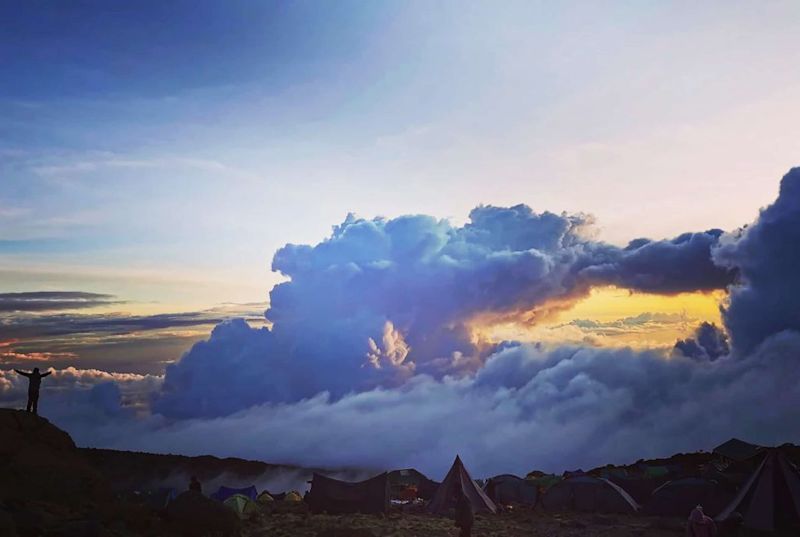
[236,503,685,537]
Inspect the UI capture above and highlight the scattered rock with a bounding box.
[316,528,376,537]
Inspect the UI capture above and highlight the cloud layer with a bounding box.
[6,168,800,478]
[0,291,118,311]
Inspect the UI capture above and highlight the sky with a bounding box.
[2,1,800,478]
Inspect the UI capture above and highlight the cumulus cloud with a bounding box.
[156,204,732,419]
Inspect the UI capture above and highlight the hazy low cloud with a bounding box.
[55,330,800,478]
[0,303,267,373]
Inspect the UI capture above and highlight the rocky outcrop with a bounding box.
[0,409,108,507]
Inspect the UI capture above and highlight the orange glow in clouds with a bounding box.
[472,286,726,349]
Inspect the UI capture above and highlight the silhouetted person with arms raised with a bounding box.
[14,367,51,415]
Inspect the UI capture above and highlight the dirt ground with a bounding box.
[239,507,686,537]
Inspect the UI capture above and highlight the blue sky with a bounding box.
[2,1,800,307]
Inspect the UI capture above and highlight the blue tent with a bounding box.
[211,485,258,502]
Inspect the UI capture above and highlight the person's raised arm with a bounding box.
[41,371,52,377]
[14,369,30,377]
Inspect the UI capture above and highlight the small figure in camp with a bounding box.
[454,488,474,537]
[14,367,52,415]
[687,505,717,537]
[533,483,545,511]
[189,475,202,493]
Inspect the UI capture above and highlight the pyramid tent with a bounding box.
[542,475,639,514]
[645,478,733,517]
[428,456,497,515]
[716,449,800,532]
[223,493,261,519]
[713,438,763,463]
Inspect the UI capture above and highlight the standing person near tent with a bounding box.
[687,505,717,537]
[14,367,51,415]
[454,488,474,537]
[533,483,545,512]
[189,476,202,493]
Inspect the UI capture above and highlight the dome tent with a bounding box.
[542,475,639,514]
[223,493,261,519]
[645,478,732,517]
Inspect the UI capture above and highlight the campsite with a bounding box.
[3,408,800,536]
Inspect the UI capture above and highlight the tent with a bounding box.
[713,438,763,463]
[388,468,440,500]
[257,491,274,504]
[146,487,176,509]
[645,478,733,517]
[306,473,389,514]
[223,493,261,519]
[542,475,639,514]
[608,476,669,505]
[285,491,303,502]
[428,456,497,515]
[716,449,800,532]
[641,465,669,479]
[211,485,258,502]
[484,474,538,506]
[527,474,561,492]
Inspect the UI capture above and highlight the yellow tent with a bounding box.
[284,491,303,502]
[223,493,261,519]
[257,491,274,504]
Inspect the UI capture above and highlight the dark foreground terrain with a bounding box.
[239,508,684,537]
[3,408,792,536]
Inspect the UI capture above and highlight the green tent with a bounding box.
[643,466,669,478]
[223,493,261,519]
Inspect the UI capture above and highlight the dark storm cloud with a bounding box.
[674,322,730,361]
[714,167,800,355]
[0,291,119,311]
[579,229,736,294]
